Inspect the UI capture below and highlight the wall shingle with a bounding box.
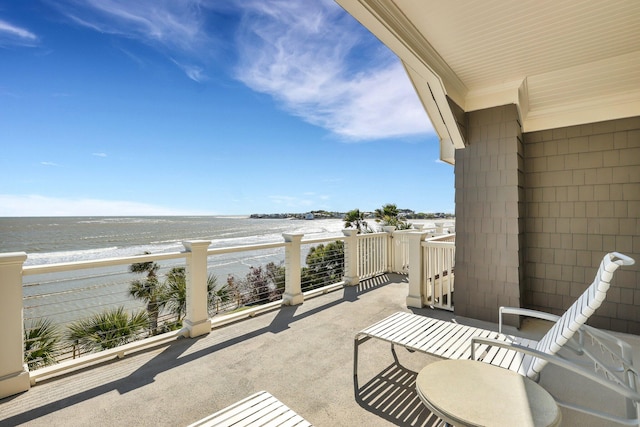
[523,117,640,333]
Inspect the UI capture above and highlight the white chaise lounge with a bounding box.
[354,252,639,425]
[187,391,312,427]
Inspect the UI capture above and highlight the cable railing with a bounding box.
[23,258,186,370]
[21,245,292,371]
[1,227,455,398]
[300,238,345,293]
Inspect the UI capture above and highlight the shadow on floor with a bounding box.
[355,361,442,427]
[1,275,405,425]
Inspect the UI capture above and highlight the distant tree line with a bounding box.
[251,207,454,220]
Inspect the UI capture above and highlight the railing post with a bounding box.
[342,229,359,286]
[0,252,30,399]
[382,226,396,272]
[183,241,212,338]
[407,232,428,308]
[282,233,304,305]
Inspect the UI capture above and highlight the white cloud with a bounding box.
[40,161,60,166]
[170,58,207,83]
[234,1,433,141]
[51,0,433,140]
[0,194,200,217]
[0,19,38,47]
[92,152,107,157]
[54,0,211,80]
[63,0,207,50]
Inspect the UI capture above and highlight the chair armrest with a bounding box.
[582,324,633,352]
[580,324,637,373]
[499,306,561,333]
[611,252,635,266]
[470,336,640,402]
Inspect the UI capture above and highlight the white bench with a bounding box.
[187,391,312,427]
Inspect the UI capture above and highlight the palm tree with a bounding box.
[343,209,370,233]
[24,318,60,370]
[66,307,148,354]
[163,266,222,320]
[212,284,231,313]
[374,203,412,230]
[129,254,163,335]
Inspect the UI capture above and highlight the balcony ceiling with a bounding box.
[337,0,640,158]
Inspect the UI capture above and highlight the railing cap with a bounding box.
[183,240,212,251]
[0,252,28,264]
[282,233,304,242]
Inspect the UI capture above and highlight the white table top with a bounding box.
[416,360,561,427]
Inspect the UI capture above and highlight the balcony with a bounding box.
[1,228,639,425]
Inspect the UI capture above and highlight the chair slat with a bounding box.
[187,391,311,427]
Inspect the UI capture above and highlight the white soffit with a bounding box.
[338,0,640,133]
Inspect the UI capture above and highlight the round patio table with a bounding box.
[416,359,561,427]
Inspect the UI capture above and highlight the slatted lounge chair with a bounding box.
[354,252,639,425]
[187,390,312,427]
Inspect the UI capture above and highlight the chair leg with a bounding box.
[391,343,399,363]
[354,338,360,379]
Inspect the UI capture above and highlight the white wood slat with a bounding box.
[366,313,422,343]
[506,338,537,375]
[478,333,510,365]
[439,326,485,359]
[357,312,543,373]
[404,319,453,351]
[206,394,274,426]
[357,312,544,375]
[497,336,529,370]
[359,312,407,336]
[412,321,460,354]
[388,315,434,345]
[454,329,499,360]
[401,317,444,347]
[420,323,470,356]
[490,346,517,369]
[222,396,278,426]
[188,391,311,427]
[234,401,287,427]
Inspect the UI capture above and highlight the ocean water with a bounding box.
[1,216,348,327]
[3,216,443,328]
[0,216,347,266]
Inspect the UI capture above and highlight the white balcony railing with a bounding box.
[405,231,456,311]
[0,227,454,399]
[422,235,456,311]
[356,232,389,279]
[390,229,412,274]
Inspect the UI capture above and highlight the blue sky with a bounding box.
[0,0,454,216]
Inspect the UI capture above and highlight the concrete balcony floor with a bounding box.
[2,274,639,427]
